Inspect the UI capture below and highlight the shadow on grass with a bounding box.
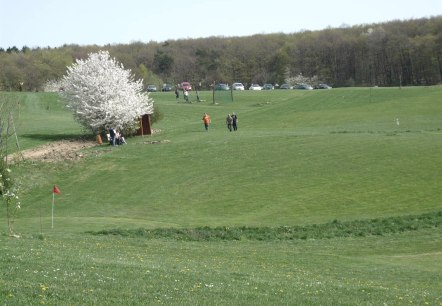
[21,133,94,142]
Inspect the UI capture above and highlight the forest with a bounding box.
[0,16,441,91]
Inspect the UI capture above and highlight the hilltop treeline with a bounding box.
[1,17,441,91]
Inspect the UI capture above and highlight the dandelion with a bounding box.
[40,284,49,291]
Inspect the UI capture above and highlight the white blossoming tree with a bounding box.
[60,50,154,134]
[285,73,318,87]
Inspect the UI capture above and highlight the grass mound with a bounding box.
[88,210,441,241]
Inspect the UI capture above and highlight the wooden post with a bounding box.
[137,114,152,136]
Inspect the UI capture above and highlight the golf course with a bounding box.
[1,86,441,305]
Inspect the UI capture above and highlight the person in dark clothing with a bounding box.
[231,112,238,131]
[226,114,233,132]
[109,128,117,146]
[175,86,180,101]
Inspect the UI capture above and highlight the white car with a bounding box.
[249,84,262,90]
[232,82,245,90]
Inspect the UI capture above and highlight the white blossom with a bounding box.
[43,79,64,92]
[285,74,319,86]
[60,50,154,133]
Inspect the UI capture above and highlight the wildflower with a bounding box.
[40,284,49,291]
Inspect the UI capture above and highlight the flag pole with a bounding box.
[51,185,61,229]
[39,199,43,235]
[52,191,54,229]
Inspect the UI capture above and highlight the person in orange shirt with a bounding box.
[202,113,211,131]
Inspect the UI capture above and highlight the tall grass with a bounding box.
[89,211,441,241]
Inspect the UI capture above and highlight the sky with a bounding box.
[1,0,441,49]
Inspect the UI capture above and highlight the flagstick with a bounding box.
[39,199,43,235]
[52,192,54,229]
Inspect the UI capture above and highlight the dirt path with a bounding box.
[9,139,98,163]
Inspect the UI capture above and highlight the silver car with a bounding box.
[232,82,245,90]
[294,84,313,90]
[249,84,262,90]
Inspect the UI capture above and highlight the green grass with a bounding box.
[1,87,441,305]
[1,230,440,305]
[0,92,88,150]
[89,211,441,241]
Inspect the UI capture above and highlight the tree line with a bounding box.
[0,16,441,91]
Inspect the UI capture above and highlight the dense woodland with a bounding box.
[1,17,441,91]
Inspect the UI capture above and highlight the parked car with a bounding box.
[214,83,230,91]
[146,84,157,92]
[162,83,173,91]
[316,83,332,89]
[249,84,262,90]
[293,84,313,90]
[180,82,192,91]
[232,82,245,90]
[262,83,274,90]
[279,83,292,89]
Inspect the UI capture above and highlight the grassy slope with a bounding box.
[1,87,441,304]
[2,92,85,149]
[12,86,442,230]
[1,230,440,305]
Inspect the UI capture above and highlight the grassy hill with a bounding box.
[1,87,441,305]
[9,86,442,229]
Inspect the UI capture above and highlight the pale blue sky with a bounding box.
[1,0,441,49]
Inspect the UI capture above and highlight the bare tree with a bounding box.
[0,97,21,237]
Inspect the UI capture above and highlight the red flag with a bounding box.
[53,185,61,195]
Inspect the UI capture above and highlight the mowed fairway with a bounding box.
[1,87,441,305]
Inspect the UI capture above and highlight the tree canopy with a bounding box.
[0,17,441,91]
[60,50,153,134]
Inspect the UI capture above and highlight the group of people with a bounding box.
[175,87,190,103]
[107,127,127,146]
[201,112,239,132]
[176,88,204,103]
[103,111,237,145]
[226,113,238,132]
